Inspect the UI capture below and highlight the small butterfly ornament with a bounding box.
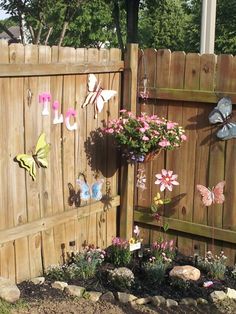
[68,183,80,207]
[76,174,104,201]
[196,181,225,206]
[82,74,117,118]
[209,97,236,140]
[16,133,50,181]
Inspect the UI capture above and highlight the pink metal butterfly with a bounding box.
[196,181,225,206]
[82,74,117,118]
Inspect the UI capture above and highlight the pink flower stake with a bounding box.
[39,92,51,116]
[65,108,77,131]
[155,169,179,192]
[52,101,63,124]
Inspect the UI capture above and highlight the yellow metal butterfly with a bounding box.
[16,133,50,181]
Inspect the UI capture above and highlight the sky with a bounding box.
[0,9,10,20]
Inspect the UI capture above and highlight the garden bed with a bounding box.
[6,251,236,314]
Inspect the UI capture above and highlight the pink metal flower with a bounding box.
[155,169,179,192]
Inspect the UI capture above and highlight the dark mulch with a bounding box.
[15,252,236,314]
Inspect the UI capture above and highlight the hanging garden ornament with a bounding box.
[65,108,77,131]
[82,74,117,119]
[209,97,236,140]
[39,92,51,116]
[15,132,50,181]
[52,101,63,124]
[136,168,147,190]
[139,51,149,101]
[76,173,104,201]
[196,181,225,206]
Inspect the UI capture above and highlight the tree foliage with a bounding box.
[138,0,188,51]
[0,0,236,55]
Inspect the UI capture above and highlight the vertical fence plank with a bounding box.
[106,48,121,245]
[59,47,77,253]
[177,53,200,256]
[222,55,236,264]
[97,48,109,248]
[24,44,43,278]
[85,48,99,246]
[192,53,217,257]
[151,49,172,244]
[51,45,66,264]
[120,44,138,240]
[138,49,156,244]
[9,43,30,282]
[165,51,186,218]
[207,55,230,256]
[0,41,16,281]
[38,45,56,270]
[74,48,88,250]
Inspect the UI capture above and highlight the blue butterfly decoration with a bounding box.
[76,174,104,201]
[209,97,236,140]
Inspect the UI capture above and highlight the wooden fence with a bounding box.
[0,40,125,282]
[134,49,236,265]
[1,42,236,282]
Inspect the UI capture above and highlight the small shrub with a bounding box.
[170,277,191,290]
[197,251,227,280]
[108,267,135,291]
[45,264,68,281]
[73,245,105,280]
[231,265,236,278]
[106,237,132,267]
[45,245,105,281]
[142,257,168,285]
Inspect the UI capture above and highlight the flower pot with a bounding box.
[143,149,162,163]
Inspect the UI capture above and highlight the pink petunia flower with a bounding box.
[181,134,187,141]
[159,139,171,147]
[167,121,177,129]
[155,169,179,192]
[139,127,146,133]
[142,135,149,141]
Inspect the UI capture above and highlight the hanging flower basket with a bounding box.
[103,110,187,164]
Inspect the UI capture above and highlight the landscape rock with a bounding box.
[197,298,208,305]
[117,292,137,303]
[51,281,68,291]
[226,288,236,300]
[179,298,197,306]
[210,290,227,303]
[30,277,45,285]
[166,298,178,307]
[100,291,115,302]
[151,295,166,306]
[169,265,200,281]
[87,291,102,302]
[135,297,151,305]
[0,277,20,303]
[65,285,85,298]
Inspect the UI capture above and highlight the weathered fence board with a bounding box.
[136,49,236,265]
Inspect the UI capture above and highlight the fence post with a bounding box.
[119,43,138,239]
